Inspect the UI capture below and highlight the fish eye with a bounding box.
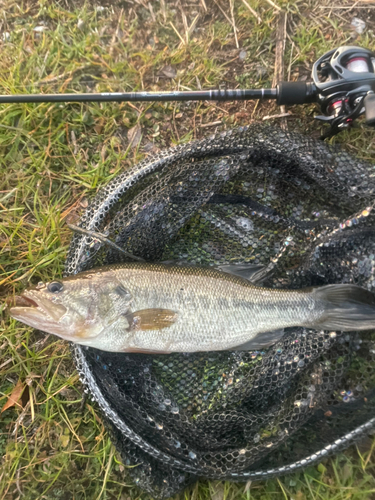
[48,281,64,293]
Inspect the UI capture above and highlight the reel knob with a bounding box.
[364,93,375,126]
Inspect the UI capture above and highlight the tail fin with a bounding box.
[312,284,375,331]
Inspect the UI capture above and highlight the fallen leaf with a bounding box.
[127,124,142,149]
[235,112,249,119]
[143,142,159,153]
[94,118,105,134]
[243,480,252,493]
[357,435,373,454]
[351,17,366,35]
[239,49,247,61]
[60,434,70,448]
[209,481,225,500]
[33,26,48,32]
[317,462,327,474]
[159,65,177,79]
[21,386,30,407]
[341,463,352,483]
[1,379,26,413]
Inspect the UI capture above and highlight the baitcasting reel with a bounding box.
[1,45,375,139]
[312,46,375,138]
[275,46,375,138]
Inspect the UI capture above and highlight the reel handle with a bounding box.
[364,93,375,127]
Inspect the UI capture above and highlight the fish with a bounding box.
[9,263,375,353]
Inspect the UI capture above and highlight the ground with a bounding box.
[0,0,375,499]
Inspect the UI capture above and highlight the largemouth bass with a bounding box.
[9,263,375,353]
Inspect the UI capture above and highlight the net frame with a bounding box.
[64,125,375,498]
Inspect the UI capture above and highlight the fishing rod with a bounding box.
[2,45,375,139]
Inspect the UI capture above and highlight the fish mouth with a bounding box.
[13,296,39,308]
[9,291,68,333]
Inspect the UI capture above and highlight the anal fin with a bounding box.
[122,347,172,354]
[232,329,285,351]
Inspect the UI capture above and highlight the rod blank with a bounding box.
[0,88,277,104]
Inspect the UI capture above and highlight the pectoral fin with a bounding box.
[126,308,177,331]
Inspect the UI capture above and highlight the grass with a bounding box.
[0,0,375,498]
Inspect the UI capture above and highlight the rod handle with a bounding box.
[276,81,317,106]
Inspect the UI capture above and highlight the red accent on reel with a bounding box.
[328,99,347,117]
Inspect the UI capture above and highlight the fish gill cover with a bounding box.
[64,124,375,498]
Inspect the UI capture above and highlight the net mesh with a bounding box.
[64,125,375,498]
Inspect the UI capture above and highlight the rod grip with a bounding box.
[364,93,375,127]
[276,81,316,106]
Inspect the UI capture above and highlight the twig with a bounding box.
[169,20,186,45]
[251,99,259,119]
[201,120,223,128]
[16,468,23,497]
[178,0,189,44]
[200,0,207,12]
[213,0,238,30]
[187,14,200,40]
[148,2,156,22]
[67,224,144,261]
[264,0,282,11]
[262,112,291,120]
[193,104,198,140]
[160,0,167,22]
[272,11,287,87]
[287,41,295,82]
[0,358,13,370]
[319,5,375,8]
[273,11,288,130]
[240,0,262,24]
[172,102,180,141]
[229,0,239,49]
[36,64,92,85]
[210,104,230,114]
[109,9,124,56]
